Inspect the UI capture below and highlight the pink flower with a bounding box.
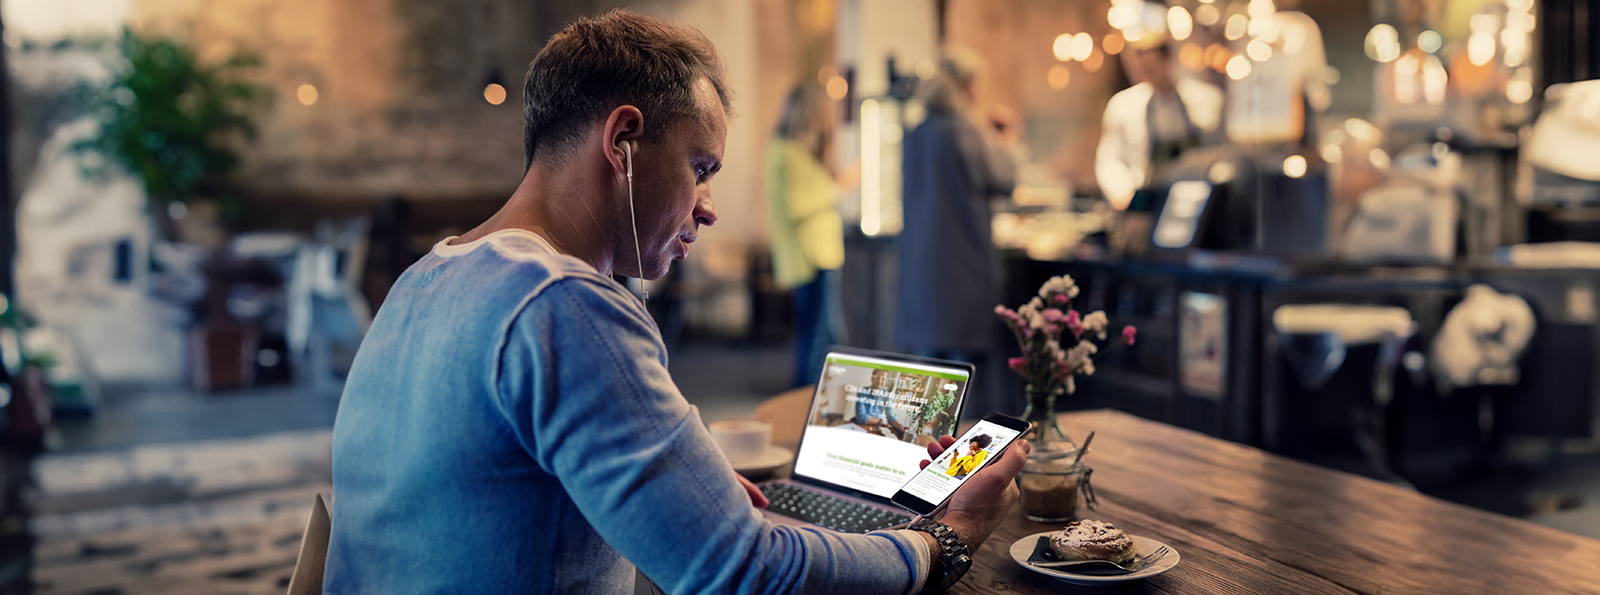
[1042,308,1064,323]
[1008,357,1027,374]
[1122,325,1137,345]
[1066,310,1083,336]
[1053,294,1069,304]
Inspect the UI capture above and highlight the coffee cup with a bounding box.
[709,418,772,466]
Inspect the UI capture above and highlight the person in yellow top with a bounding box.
[766,84,847,387]
[947,434,993,479]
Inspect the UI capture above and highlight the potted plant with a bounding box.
[77,28,270,240]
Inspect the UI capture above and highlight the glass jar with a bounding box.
[1017,452,1092,522]
[1020,385,1076,457]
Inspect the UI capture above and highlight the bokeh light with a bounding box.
[483,83,506,105]
[1048,64,1071,90]
[1365,24,1401,63]
[1225,14,1247,40]
[1103,34,1125,55]
[297,84,319,106]
[1283,155,1307,178]
[1054,33,1075,61]
[1168,6,1193,41]
[1226,55,1252,79]
[826,75,849,100]
[1070,33,1095,61]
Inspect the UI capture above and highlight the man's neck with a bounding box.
[455,163,620,276]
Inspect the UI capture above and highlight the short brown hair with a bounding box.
[522,10,732,169]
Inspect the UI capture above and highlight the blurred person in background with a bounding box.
[766,83,846,388]
[1095,34,1222,210]
[326,10,1027,594]
[896,48,1018,375]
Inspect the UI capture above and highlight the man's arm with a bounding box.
[912,438,1029,579]
[495,278,935,594]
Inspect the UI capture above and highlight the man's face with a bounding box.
[628,77,725,280]
[1122,48,1174,93]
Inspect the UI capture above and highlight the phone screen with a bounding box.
[895,418,1025,513]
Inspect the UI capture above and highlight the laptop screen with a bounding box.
[792,351,972,498]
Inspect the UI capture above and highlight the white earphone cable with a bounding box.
[625,145,648,302]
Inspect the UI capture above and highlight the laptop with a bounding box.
[757,347,975,533]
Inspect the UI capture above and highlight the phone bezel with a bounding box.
[891,412,1031,516]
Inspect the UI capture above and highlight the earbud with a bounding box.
[621,140,633,177]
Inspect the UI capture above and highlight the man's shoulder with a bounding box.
[410,231,634,314]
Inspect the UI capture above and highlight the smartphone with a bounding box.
[891,412,1031,517]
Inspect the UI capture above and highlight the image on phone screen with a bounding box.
[893,415,1025,514]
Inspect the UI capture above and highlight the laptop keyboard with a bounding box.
[760,483,913,534]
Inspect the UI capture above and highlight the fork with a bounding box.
[1032,545,1170,572]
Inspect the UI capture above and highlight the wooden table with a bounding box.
[950,409,1600,594]
[756,396,1600,593]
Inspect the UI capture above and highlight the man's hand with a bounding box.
[917,435,1029,555]
[736,473,769,508]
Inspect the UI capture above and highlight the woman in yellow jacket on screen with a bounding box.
[947,434,993,479]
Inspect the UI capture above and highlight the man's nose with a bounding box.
[694,187,718,227]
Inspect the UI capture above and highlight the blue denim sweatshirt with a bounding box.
[325,229,929,594]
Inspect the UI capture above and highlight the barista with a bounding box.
[1095,34,1223,210]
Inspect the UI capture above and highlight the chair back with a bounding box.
[287,493,331,595]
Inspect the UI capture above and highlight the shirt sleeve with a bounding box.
[493,277,931,595]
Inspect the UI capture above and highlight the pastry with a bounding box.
[1048,519,1135,565]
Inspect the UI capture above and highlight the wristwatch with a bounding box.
[907,517,971,593]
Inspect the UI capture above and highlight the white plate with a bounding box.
[731,446,794,473]
[1008,532,1179,585]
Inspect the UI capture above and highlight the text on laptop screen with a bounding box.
[792,353,969,498]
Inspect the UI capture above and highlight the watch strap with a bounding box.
[907,518,970,593]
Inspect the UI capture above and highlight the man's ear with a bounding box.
[601,105,645,176]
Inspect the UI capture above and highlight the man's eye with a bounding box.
[695,165,709,178]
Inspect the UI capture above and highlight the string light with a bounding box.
[297,84,319,106]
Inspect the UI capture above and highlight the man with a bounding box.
[1095,34,1223,211]
[324,10,1026,594]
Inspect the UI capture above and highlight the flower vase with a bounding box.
[1017,384,1088,521]
[1020,385,1077,458]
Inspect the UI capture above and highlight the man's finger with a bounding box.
[737,474,768,508]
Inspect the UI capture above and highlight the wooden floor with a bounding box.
[28,429,334,595]
[34,484,326,595]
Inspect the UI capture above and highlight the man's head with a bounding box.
[523,10,731,168]
[1120,39,1174,94]
[521,10,731,280]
